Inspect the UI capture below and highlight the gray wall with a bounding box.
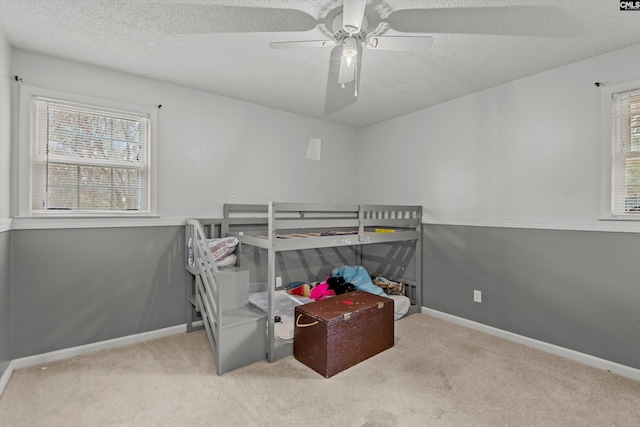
[238,245,359,289]
[423,224,640,370]
[11,226,185,358]
[361,241,419,283]
[0,231,11,376]
[237,242,418,292]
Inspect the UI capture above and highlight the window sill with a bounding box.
[597,215,640,221]
[30,211,155,218]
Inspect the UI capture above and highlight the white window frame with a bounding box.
[600,78,640,220]
[17,85,158,218]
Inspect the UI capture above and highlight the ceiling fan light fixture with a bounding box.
[342,37,358,57]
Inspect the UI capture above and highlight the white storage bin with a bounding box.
[249,290,303,342]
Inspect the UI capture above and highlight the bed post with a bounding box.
[267,201,277,362]
[416,208,423,310]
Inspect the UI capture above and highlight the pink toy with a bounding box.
[309,280,335,301]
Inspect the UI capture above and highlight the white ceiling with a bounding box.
[1,0,640,128]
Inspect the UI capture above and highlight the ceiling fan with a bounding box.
[142,1,576,114]
[268,0,433,98]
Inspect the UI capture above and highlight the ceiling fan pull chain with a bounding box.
[354,58,359,97]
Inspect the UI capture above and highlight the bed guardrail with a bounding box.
[185,219,222,360]
[185,219,268,375]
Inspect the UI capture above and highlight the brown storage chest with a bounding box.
[293,291,394,378]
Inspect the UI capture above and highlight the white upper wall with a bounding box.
[0,27,10,224]
[357,42,640,230]
[10,49,358,219]
[12,41,640,227]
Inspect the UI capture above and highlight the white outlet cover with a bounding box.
[474,290,482,303]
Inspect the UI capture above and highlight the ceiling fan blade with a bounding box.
[338,55,356,84]
[366,36,433,53]
[386,6,581,37]
[138,4,318,34]
[342,0,367,33]
[269,40,335,49]
[325,45,362,115]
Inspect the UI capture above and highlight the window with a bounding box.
[601,79,640,219]
[24,91,155,216]
[611,89,640,214]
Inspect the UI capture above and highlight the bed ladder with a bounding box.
[185,219,267,375]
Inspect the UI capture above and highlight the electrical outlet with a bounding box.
[276,276,282,288]
[473,290,482,303]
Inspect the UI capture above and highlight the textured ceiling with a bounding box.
[1,0,640,128]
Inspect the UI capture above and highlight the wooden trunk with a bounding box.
[293,291,394,378]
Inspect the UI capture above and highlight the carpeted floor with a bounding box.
[1,313,639,426]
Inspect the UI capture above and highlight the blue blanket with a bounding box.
[331,265,384,296]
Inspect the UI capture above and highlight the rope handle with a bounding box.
[296,314,318,328]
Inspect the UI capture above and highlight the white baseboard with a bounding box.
[422,307,640,382]
[0,322,203,397]
[0,361,15,397]
[0,218,12,233]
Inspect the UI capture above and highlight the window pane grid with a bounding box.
[612,90,640,215]
[45,163,144,211]
[31,96,150,213]
[631,117,640,151]
[47,107,144,164]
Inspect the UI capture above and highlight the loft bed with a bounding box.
[185,202,422,373]
[223,202,423,363]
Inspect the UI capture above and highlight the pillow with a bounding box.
[206,236,239,260]
[215,254,237,268]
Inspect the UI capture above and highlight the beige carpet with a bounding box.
[1,313,639,426]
